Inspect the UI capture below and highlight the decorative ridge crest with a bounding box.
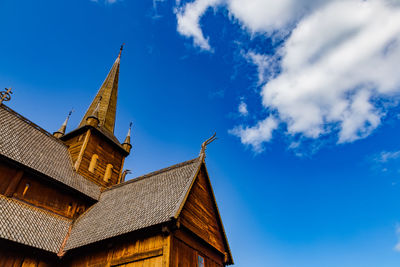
[199,132,217,159]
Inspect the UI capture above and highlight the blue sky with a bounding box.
[2,0,400,266]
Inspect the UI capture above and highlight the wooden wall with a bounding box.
[64,130,125,187]
[0,161,91,219]
[171,229,224,267]
[180,166,227,255]
[63,133,85,163]
[65,233,170,267]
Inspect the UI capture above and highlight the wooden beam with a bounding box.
[74,130,91,171]
[4,170,23,197]
[110,248,163,266]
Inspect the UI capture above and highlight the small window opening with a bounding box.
[88,154,99,173]
[104,164,113,182]
[22,183,30,196]
[198,255,204,267]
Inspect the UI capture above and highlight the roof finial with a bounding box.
[199,132,217,160]
[122,122,133,153]
[118,43,125,58]
[54,109,74,138]
[0,88,13,105]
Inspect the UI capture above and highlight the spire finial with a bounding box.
[54,109,74,138]
[118,43,125,58]
[122,122,133,153]
[199,132,217,159]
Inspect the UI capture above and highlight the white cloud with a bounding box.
[175,0,222,50]
[261,0,400,144]
[229,116,278,152]
[238,101,248,116]
[175,0,400,152]
[227,0,325,34]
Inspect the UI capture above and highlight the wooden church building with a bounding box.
[0,47,233,266]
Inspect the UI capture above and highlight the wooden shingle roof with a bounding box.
[65,157,202,250]
[0,105,101,200]
[0,195,71,253]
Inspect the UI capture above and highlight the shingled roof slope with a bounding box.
[0,195,72,253]
[65,157,201,250]
[0,105,101,199]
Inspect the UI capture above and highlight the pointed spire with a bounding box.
[79,46,123,133]
[122,122,132,153]
[54,110,73,138]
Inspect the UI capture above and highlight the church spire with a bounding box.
[78,45,123,133]
[53,110,73,138]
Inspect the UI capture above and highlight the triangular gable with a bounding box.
[174,160,233,265]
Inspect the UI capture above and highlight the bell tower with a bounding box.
[56,46,132,188]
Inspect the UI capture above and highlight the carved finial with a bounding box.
[199,132,217,159]
[0,88,13,105]
[118,43,125,58]
[119,169,132,183]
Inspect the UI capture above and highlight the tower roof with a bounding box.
[78,46,123,134]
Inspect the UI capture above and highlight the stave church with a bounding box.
[0,47,233,266]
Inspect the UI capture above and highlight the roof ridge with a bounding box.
[0,104,67,146]
[105,157,201,191]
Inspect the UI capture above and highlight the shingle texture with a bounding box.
[0,195,71,253]
[65,158,201,250]
[0,105,101,199]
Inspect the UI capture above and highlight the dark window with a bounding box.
[198,255,204,267]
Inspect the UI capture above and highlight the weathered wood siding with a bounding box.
[64,133,86,163]
[0,161,90,219]
[180,167,226,254]
[64,130,125,187]
[77,131,124,187]
[66,233,171,267]
[171,229,224,267]
[0,161,19,195]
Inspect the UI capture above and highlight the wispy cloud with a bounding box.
[152,0,165,19]
[174,0,400,153]
[175,0,222,51]
[91,0,119,4]
[238,101,248,117]
[374,150,400,163]
[369,149,400,174]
